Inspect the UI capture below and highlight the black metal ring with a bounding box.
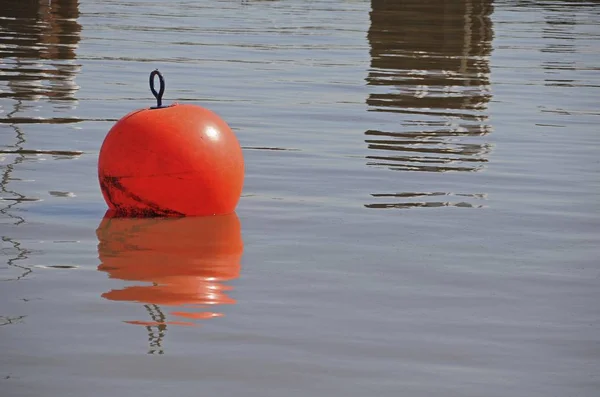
[149,69,165,108]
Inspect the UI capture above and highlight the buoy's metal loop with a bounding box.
[149,69,165,108]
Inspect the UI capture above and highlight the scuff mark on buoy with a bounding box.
[101,175,184,217]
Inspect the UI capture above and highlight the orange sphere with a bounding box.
[98,103,244,216]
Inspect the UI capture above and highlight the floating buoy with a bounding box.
[98,70,244,217]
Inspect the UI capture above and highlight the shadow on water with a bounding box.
[365,0,494,209]
[96,213,244,355]
[540,3,600,91]
[0,1,81,282]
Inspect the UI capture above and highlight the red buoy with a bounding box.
[98,70,244,217]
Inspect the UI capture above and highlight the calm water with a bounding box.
[1,1,599,396]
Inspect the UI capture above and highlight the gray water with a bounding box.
[1,1,599,396]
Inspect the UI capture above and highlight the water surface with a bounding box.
[1,1,599,396]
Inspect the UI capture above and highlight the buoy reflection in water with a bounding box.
[97,213,243,329]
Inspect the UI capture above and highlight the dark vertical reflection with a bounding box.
[0,116,32,281]
[97,213,243,354]
[0,0,81,102]
[366,0,494,208]
[541,5,578,85]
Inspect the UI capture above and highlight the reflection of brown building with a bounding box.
[97,213,243,354]
[0,0,81,101]
[366,0,494,173]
